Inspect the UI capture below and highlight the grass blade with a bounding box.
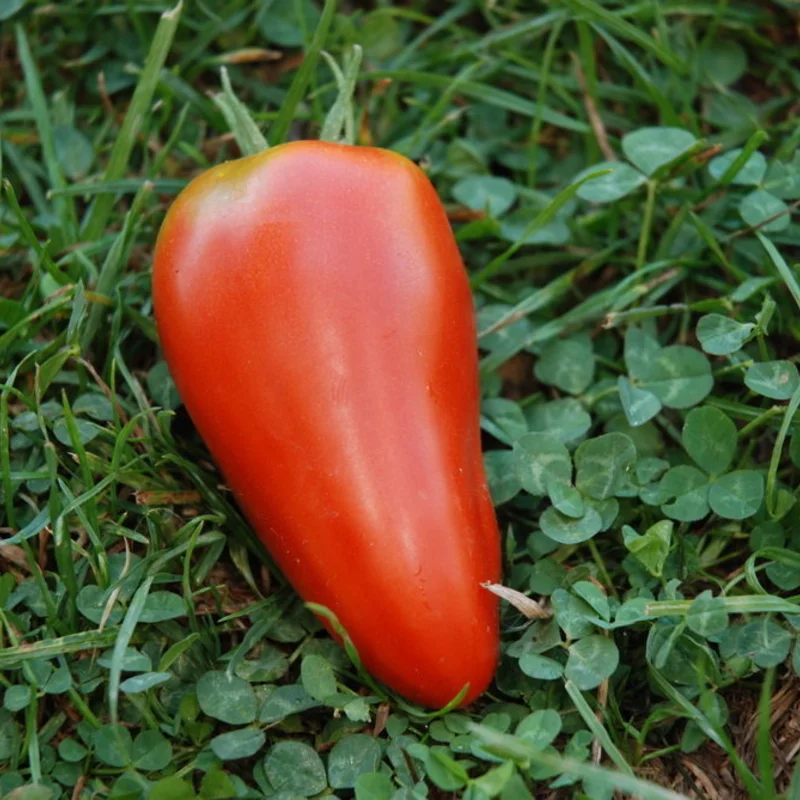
[14,25,77,240]
[212,68,268,156]
[649,667,762,797]
[468,722,690,800]
[470,168,611,288]
[756,668,776,798]
[366,69,590,132]
[560,0,687,72]
[81,2,182,242]
[564,680,634,776]
[757,232,800,314]
[0,629,119,669]
[4,179,69,287]
[81,183,151,354]
[269,0,337,145]
[764,382,800,518]
[109,576,154,723]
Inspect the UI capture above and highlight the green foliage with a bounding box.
[3,1,800,798]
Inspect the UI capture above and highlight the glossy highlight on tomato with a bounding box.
[152,140,501,708]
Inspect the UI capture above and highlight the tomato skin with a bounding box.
[153,141,500,707]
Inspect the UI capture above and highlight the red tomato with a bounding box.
[153,141,500,707]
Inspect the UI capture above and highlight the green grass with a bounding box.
[2,1,800,798]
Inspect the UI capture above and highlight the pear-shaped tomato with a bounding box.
[153,141,500,707]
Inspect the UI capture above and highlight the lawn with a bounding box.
[2,1,800,798]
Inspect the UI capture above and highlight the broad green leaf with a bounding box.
[696,314,754,355]
[301,654,337,702]
[624,326,661,376]
[700,40,748,85]
[706,91,758,129]
[147,361,181,410]
[210,728,266,761]
[793,638,800,676]
[264,741,327,797]
[519,653,564,680]
[482,397,527,443]
[93,724,132,767]
[586,497,620,531]
[621,127,697,176]
[745,361,800,400]
[0,0,24,22]
[54,126,94,181]
[355,773,395,800]
[500,208,570,246]
[551,589,596,639]
[682,406,737,474]
[636,346,713,409]
[540,506,603,545]
[514,433,572,496]
[132,730,172,772]
[750,520,785,551]
[792,431,800,469]
[734,618,792,667]
[343,697,371,723]
[53,417,102,446]
[547,480,584,518]
[43,665,70,695]
[98,647,151,672]
[574,433,636,500]
[53,765,81,786]
[615,598,650,626]
[686,591,729,638]
[259,684,320,723]
[472,760,516,797]
[765,154,800,199]
[477,304,533,355]
[425,747,468,791]
[119,672,171,694]
[659,465,711,522]
[328,735,383,790]
[516,709,562,749]
[260,0,321,47]
[73,393,115,421]
[647,624,720,685]
[565,636,620,690]
[150,777,194,800]
[139,591,186,623]
[200,770,236,800]
[534,335,595,395]
[708,470,764,519]
[0,710,18,764]
[58,739,88,763]
[575,161,646,203]
[6,788,55,800]
[484,451,521,505]
[360,11,404,60]
[622,520,672,578]
[196,671,257,724]
[618,376,661,427]
[235,649,289,683]
[452,176,517,217]
[740,189,790,232]
[708,149,766,185]
[529,559,567,595]
[766,558,800,591]
[636,457,669,485]
[573,581,610,621]
[526,398,591,444]
[3,686,30,713]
